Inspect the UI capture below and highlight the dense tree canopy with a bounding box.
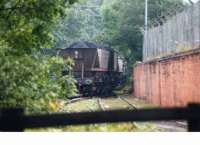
[0,0,77,113]
[54,0,103,48]
[0,0,185,112]
[0,0,78,55]
[98,0,184,75]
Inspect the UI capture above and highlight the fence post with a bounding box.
[188,104,200,132]
[0,108,24,132]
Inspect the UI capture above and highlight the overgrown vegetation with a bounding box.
[0,0,184,113]
[0,0,78,113]
[99,0,184,76]
[27,97,158,132]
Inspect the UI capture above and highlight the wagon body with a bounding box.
[58,42,126,96]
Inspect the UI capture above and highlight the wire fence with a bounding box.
[143,1,200,61]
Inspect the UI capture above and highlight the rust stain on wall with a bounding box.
[133,50,200,107]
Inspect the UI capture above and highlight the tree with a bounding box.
[0,0,78,113]
[0,0,78,54]
[54,0,104,48]
[97,0,184,77]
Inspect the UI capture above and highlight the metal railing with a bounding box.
[143,1,200,61]
[0,104,200,132]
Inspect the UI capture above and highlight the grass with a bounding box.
[27,122,156,132]
[26,96,159,132]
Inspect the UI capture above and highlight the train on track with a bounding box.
[57,41,127,96]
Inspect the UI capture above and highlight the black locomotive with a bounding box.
[58,41,126,96]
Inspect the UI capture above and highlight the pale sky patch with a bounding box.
[184,0,199,3]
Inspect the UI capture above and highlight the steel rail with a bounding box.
[118,97,137,110]
[97,98,105,111]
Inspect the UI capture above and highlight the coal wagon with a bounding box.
[58,41,126,96]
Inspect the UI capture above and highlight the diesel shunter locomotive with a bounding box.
[58,41,126,96]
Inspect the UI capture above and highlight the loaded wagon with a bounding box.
[58,41,126,96]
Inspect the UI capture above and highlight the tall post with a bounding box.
[145,0,148,31]
[143,0,148,61]
[81,61,84,80]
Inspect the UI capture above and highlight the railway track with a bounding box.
[97,98,105,111]
[65,97,106,112]
[65,97,91,105]
[85,98,105,112]
[118,96,137,110]
[63,96,187,131]
[96,96,138,111]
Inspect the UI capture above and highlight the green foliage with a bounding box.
[0,53,77,113]
[0,0,76,54]
[0,0,78,113]
[54,0,104,48]
[53,0,184,78]
[97,0,184,77]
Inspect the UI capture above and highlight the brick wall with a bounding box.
[133,49,200,107]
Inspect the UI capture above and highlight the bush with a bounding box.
[0,53,77,114]
[0,0,78,114]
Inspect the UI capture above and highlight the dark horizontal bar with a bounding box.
[19,106,199,129]
[1,104,200,131]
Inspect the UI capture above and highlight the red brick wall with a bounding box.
[133,50,200,107]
